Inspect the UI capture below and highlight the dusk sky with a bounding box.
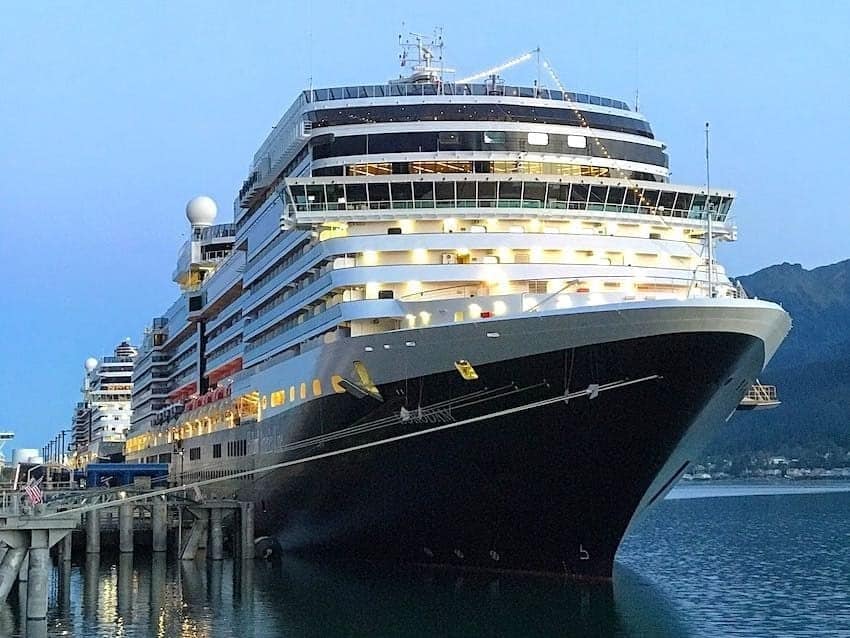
[1,0,848,448]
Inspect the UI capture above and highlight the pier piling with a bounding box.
[209,508,223,560]
[26,530,49,621]
[0,547,26,601]
[18,552,29,582]
[61,532,72,562]
[152,498,167,552]
[83,554,99,621]
[239,502,254,559]
[179,510,207,560]
[85,510,100,554]
[118,504,134,553]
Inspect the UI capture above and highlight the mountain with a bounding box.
[707,259,850,454]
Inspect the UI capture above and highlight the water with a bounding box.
[4,483,850,637]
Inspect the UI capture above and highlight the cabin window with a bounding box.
[528,280,548,294]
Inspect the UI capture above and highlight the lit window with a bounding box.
[567,135,587,149]
[527,132,549,146]
[528,280,548,294]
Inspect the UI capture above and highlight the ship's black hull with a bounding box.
[196,330,765,578]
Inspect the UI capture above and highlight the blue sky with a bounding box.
[1,0,848,448]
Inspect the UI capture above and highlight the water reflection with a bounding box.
[150,552,167,611]
[8,490,848,636]
[0,598,16,637]
[20,551,692,637]
[248,558,691,638]
[117,553,133,616]
[57,559,71,613]
[613,564,690,637]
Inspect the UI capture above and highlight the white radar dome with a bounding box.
[186,195,218,227]
[84,357,98,372]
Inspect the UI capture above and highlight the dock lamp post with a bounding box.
[53,429,71,465]
[60,429,71,465]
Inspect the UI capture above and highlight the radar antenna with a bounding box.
[396,28,453,84]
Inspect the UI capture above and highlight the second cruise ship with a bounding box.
[124,37,790,578]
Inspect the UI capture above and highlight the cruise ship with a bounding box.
[70,340,138,467]
[124,38,790,578]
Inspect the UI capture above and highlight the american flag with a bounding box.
[23,477,43,505]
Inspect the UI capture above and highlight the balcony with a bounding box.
[206,339,243,373]
[244,304,343,364]
[206,320,243,353]
[243,273,334,340]
[201,253,245,310]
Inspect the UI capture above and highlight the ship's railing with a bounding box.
[206,320,244,354]
[285,177,732,223]
[239,274,735,364]
[288,199,709,220]
[192,223,236,241]
[205,339,243,373]
[302,83,631,111]
[745,384,778,403]
[100,356,135,364]
[244,305,343,362]
[288,199,726,228]
[244,273,334,338]
[200,249,233,262]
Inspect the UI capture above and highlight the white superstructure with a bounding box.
[70,340,138,467]
[111,40,790,577]
[129,44,743,462]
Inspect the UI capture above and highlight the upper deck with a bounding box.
[236,82,654,222]
[306,82,632,110]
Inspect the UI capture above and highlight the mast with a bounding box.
[705,122,714,298]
